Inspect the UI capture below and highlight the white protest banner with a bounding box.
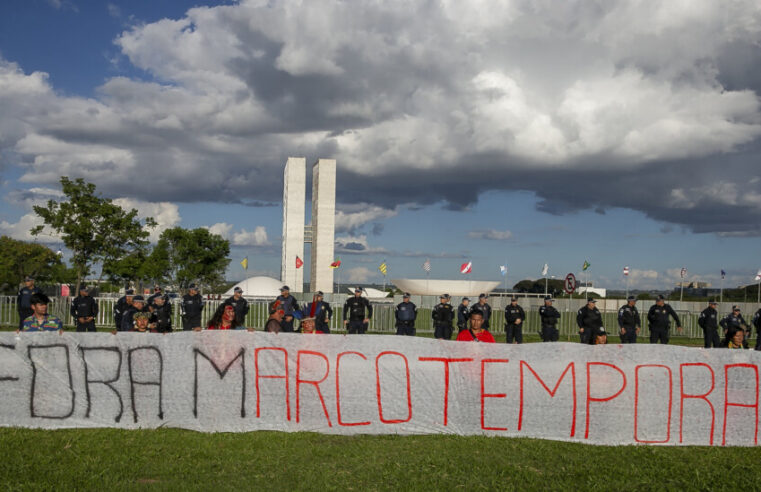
[0,332,758,446]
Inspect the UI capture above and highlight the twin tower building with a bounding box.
[281,158,336,294]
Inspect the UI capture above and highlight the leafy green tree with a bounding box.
[151,227,230,291]
[0,236,76,293]
[31,177,156,291]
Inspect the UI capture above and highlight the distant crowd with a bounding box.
[15,276,761,349]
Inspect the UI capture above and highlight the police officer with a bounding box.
[146,285,166,310]
[303,291,333,334]
[577,297,602,344]
[471,293,493,330]
[698,299,720,348]
[504,296,526,344]
[71,285,98,332]
[276,286,300,332]
[17,276,42,331]
[720,305,749,348]
[224,287,250,324]
[343,288,372,334]
[753,307,761,351]
[646,295,681,344]
[121,295,149,332]
[539,296,560,342]
[432,294,455,339]
[395,293,417,336]
[181,284,204,331]
[457,297,471,333]
[617,296,641,344]
[150,294,173,333]
[114,288,134,331]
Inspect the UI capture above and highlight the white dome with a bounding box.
[225,276,284,297]
[346,287,390,298]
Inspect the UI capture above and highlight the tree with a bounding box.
[151,227,230,291]
[31,177,156,291]
[0,236,76,294]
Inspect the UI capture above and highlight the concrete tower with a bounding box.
[281,157,306,292]
[310,159,336,294]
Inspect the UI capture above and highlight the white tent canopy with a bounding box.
[224,276,284,297]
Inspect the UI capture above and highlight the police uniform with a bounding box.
[395,297,417,336]
[457,300,471,333]
[121,297,150,332]
[181,289,204,331]
[114,290,134,331]
[224,294,250,323]
[304,294,333,334]
[504,300,526,344]
[471,298,492,330]
[71,291,98,332]
[646,299,681,344]
[753,308,761,351]
[276,292,300,332]
[539,301,560,342]
[17,283,42,331]
[720,310,749,348]
[698,304,720,348]
[146,290,166,310]
[150,302,173,333]
[577,301,602,344]
[617,300,641,344]
[343,294,372,334]
[432,297,455,339]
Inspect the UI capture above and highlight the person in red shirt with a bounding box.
[456,311,495,343]
[205,304,245,330]
[300,316,324,334]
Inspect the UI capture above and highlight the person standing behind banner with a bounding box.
[150,294,173,333]
[146,285,166,310]
[456,311,495,342]
[343,288,372,334]
[130,312,159,333]
[395,293,417,336]
[17,276,42,332]
[181,284,204,331]
[753,307,761,351]
[722,326,745,349]
[617,296,641,344]
[300,315,324,334]
[20,293,63,333]
[577,297,602,344]
[538,296,560,342]
[121,295,150,332]
[646,295,681,344]
[432,294,455,339]
[223,287,250,323]
[698,299,720,348]
[114,288,135,332]
[204,304,245,330]
[303,291,333,334]
[276,286,300,332]
[471,293,493,330]
[457,297,471,333]
[71,285,98,332]
[265,300,284,333]
[720,306,749,348]
[504,296,525,344]
[589,326,608,345]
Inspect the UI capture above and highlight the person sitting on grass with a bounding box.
[130,312,158,333]
[299,316,324,334]
[203,304,246,331]
[456,311,495,343]
[589,326,608,345]
[19,293,63,334]
[722,326,745,349]
[265,300,284,333]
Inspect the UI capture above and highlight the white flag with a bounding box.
[755,269,761,282]
[623,266,630,276]
[541,263,549,276]
[499,265,507,276]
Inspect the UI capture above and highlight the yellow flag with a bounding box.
[379,261,387,276]
[241,257,248,270]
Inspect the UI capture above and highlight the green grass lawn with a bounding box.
[0,428,759,490]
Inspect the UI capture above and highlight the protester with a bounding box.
[300,315,324,334]
[17,276,42,331]
[265,300,284,333]
[130,312,158,333]
[121,295,149,332]
[181,284,204,331]
[276,286,300,332]
[71,285,98,332]
[150,294,173,333]
[722,326,745,349]
[343,288,372,334]
[303,291,332,333]
[589,326,608,345]
[456,311,495,342]
[432,294,455,340]
[114,288,135,332]
[19,293,63,334]
[204,304,245,330]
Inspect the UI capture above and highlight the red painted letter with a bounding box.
[679,363,715,445]
[722,363,759,446]
[419,357,473,426]
[481,359,510,431]
[634,364,673,444]
[376,351,412,424]
[585,362,627,439]
[296,350,332,427]
[519,361,576,437]
[336,351,370,426]
[255,347,290,420]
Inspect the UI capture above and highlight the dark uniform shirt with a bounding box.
[753,309,761,331]
[343,296,372,321]
[17,286,42,310]
[720,313,748,332]
[121,305,150,332]
[698,307,719,331]
[395,301,417,324]
[647,303,681,329]
[539,305,560,326]
[150,303,173,333]
[223,295,250,321]
[504,304,525,328]
[432,303,455,326]
[71,295,98,320]
[114,296,132,330]
[577,305,602,331]
[181,293,204,318]
[618,304,641,330]
[275,295,300,317]
[457,304,470,327]
[147,292,167,310]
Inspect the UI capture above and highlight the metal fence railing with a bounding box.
[2,295,758,340]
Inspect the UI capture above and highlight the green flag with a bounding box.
[582,260,590,271]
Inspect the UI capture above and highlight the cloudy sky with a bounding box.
[1,0,760,290]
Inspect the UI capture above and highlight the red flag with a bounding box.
[295,256,304,269]
[460,261,472,274]
[330,259,341,268]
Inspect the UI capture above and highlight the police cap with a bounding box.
[188,283,198,290]
[708,299,717,305]
[354,287,363,293]
[511,296,518,302]
[403,292,411,298]
[478,293,487,299]
[656,295,665,301]
[125,288,135,296]
[234,287,243,294]
[281,285,290,292]
[544,296,553,302]
[627,295,636,301]
[24,276,34,282]
[132,295,145,303]
[587,297,596,303]
[462,297,470,302]
[733,305,741,312]
[316,291,324,297]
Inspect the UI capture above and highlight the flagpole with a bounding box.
[757,280,760,304]
[625,274,629,299]
[680,281,684,302]
[720,276,724,304]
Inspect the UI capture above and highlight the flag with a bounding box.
[680,267,687,278]
[755,269,761,282]
[423,259,431,273]
[721,269,726,279]
[379,261,387,276]
[582,260,590,271]
[623,266,629,276]
[500,265,507,276]
[460,261,472,274]
[541,263,548,276]
[295,256,303,269]
[330,258,341,269]
[240,257,248,270]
